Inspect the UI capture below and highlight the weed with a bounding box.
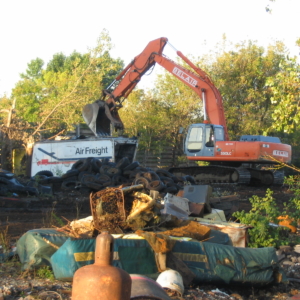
[36,266,55,281]
[43,202,65,228]
[75,200,83,220]
[0,223,11,254]
[233,187,300,248]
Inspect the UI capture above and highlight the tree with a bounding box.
[197,40,288,139]
[119,66,203,167]
[266,55,300,134]
[11,29,124,175]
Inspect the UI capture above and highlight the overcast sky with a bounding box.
[0,0,299,96]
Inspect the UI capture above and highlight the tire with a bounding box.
[106,167,121,177]
[71,158,91,172]
[143,171,160,182]
[78,171,94,181]
[35,170,54,177]
[63,176,78,182]
[123,161,140,171]
[111,175,128,186]
[134,177,150,189]
[100,165,111,175]
[163,185,178,194]
[61,180,78,191]
[0,177,14,186]
[61,169,80,179]
[47,176,64,183]
[156,169,173,178]
[157,176,174,185]
[96,174,111,183]
[173,176,185,183]
[80,174,97,184]
[10,185,38,195]
[136,166,150,172]
[184,175,196,184]
[116,157,130,170]
[148,180,165,191]
[91,158,102,173]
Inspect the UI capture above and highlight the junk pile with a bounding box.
[16,173,286,291]
[28,157,196,196]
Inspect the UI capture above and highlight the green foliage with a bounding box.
[283,175,300,225]
[43,203,65,228]
[266,56,300,134]
[0,225,10,253]
[233,189,292,248]
[36,266,55,280]
[12,29,124,137]
[120,60,203,165]
[199,40,288,139]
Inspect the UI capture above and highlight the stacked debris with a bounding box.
[32,157,196,196]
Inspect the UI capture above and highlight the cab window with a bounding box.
[187,127,203,151]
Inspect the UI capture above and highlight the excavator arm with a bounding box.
[83,37,228,140]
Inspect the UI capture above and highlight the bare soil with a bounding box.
[0,184,300,300]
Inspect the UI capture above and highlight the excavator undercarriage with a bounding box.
[168,165,284,186]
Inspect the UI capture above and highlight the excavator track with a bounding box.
[168,166,251,185]
[168,166,283,186]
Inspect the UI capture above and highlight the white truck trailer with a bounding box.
[31,136,138,177]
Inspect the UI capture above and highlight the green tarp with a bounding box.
[17,229,285,286]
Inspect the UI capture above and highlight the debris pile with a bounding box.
[30,157,196,196]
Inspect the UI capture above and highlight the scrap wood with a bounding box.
[52,216,81,238]
[160,221,211,241]
[55,225,80,238]
[135,230,176,253]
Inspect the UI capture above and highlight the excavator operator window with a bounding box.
[187,127,203,152]
[205,126,214,147]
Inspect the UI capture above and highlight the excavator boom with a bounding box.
[82,37,228,139]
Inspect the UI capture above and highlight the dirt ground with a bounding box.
[1,184,300,300]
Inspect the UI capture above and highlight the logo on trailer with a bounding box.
[273,150,288,157]
[172,67,197,87]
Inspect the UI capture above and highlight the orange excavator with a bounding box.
[82,37,291,185]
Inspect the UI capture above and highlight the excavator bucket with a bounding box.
[82,100,124,136]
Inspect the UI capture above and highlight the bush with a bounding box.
[233,186,300,248]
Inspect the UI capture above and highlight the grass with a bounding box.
[42,202,65,228]
[0,224,10,254]
[36,266,55,281]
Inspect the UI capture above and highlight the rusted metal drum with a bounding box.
[130,274,172,300]
[72,231,131,300]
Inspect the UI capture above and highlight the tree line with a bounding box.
[0,31,299,174]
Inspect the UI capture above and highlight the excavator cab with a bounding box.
[184,124,225,158]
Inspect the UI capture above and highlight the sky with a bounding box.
[0,0,299,97]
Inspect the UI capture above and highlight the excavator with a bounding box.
[82,37,292,185]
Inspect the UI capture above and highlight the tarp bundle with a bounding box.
[16,229,69,270]
[50,235,284,285]
[51,238,158,281]
[17,229,285,285]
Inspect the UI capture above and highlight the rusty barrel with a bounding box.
[72,231,131,300]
